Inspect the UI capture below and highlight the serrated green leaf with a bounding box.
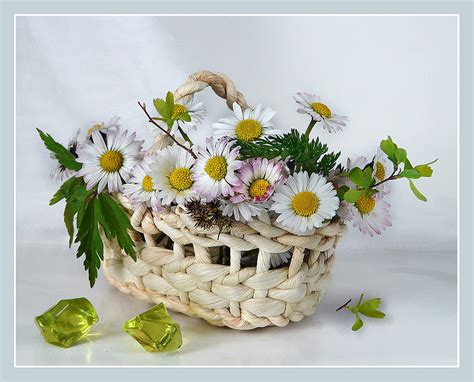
[414,164,434,177]
[408,179,427,201]
[98,193,136,261]
[399,168,421,179]
[344,189,365,203]
[352,315,364,331]
[37,129,81,171]
[394,147,407,164]
[50,176,82,205]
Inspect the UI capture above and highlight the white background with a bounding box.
[15,15,457,366]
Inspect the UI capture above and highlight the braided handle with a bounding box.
[174,70,249,110]
[147,71,249,154]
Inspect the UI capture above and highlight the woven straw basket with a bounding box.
[102,71,347,330]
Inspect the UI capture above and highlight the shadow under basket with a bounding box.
[103,194,346,330]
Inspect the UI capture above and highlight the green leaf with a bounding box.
[166,91,175,111]
[344,189,365,203]
[408,179,427,201]
[414,164,434,177]
[337,185,350,201]
[361,310,386,319]
[380,136,396,161]
[50,176,83,205]
[358,298,382,314]
[37,129,81,171]
[153,97,171,120]
[348,167,374,189]
[399,168,421,179]
[75,197,103,287]
[176,111,191,122]
[352,315,364,331]
[403,157,414,169]
[394,148,407,164]
[97,193,136,260]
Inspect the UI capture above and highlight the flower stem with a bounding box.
[371,166,399,188]
[336,299,352,312]
[304,119,317,139]
[138,102,197,159]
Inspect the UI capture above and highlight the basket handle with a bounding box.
[147,71,249,154]
[173,70,249,110]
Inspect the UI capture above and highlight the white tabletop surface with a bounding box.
[16,238,457,367]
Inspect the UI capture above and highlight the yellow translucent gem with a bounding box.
[123,304,183,352]
[34,297,99,348]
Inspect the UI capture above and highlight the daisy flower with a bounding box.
[212,102,280,142]
[372,148,393,194]
[294,92,348,133]
[221,196,264,223]
[233,158,287,204]
[76,129,143,193]
[123,154,162,212]
[271,171,339,233]
[338,193,392,237]
[270,251,292,268]
[50,129,81,183]
[170,98,207,133]
[87,116,121,136]
[151,144,196,206]
[192,138,242,201]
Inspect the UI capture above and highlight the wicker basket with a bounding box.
[102,71,347,330]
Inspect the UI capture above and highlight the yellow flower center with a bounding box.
[291,191,320,217]
[204,156,228,181]
[249,179,270,198]
[99,150,123,172]
[235,119,263,142]
[374,161,385,181]
[310,102,332,118]
[141,175,155,192]
[172,104,188,119]
[87,123,103,135]
[169,167,193,191]
[355,195,376,215]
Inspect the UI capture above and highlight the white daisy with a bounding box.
[233,158,287,204]
[170,98,207,133]
[221,196,264,223]
[50,129,81,183]
[192,138,242,201]
[76,129,143,193]
[151,144,196,206]
[212,102,280,142]
[338,193,392,237]
[271,171,339,233]
[87,116,121,136]
[294,92,348,133]
[372,148,393,194]
[123,154,162,212]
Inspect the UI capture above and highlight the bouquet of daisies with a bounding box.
[38,91,435,286]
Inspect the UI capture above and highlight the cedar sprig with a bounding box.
[237,129,340,176]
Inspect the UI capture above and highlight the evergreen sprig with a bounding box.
[237,129,340,176]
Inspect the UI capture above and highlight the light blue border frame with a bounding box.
[1,0,472,381]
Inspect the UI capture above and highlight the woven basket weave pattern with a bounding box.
[102,71,347,330]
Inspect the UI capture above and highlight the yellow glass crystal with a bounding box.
[34,297,99,348]
[123,303,183,352]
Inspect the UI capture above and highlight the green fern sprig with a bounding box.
[237,129,340,176]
